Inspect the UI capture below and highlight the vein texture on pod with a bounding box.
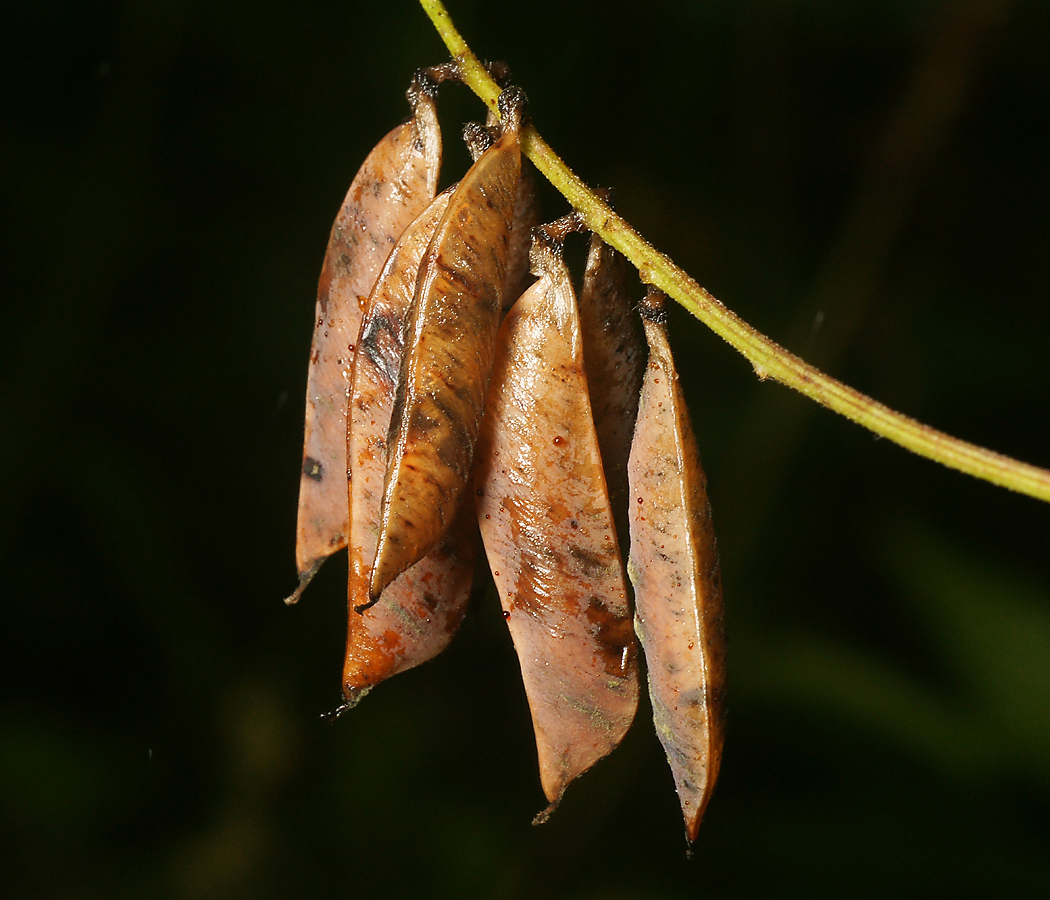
[292,90,441,596]
[344,188,476,702]
[628,298,727,846]
[370,118,520,601]
[475,242,639,811]
[578,233,645,547]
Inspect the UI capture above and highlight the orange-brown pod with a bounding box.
[368,87,525,603]
[342,187,477,704]
[287,75,443,604]
[474,236,639,814]
[627,289,727,847]
[502,158,540,307]
[464,116,539,308]
[577,233,644,541]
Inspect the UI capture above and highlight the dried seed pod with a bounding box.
[342,187,477,704]
[474,235,639,814]
[628,289,727,847]
[288,76,442,604]
[368,87,525,604]
[502,159,540,307]
[464,116,540,308]
[577,232,645,543]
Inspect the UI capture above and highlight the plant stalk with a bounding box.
[417,0,1050,505]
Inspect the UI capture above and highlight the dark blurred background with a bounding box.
[3,0,1049,896]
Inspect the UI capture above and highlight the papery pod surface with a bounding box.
[577,232,645,543]
[343,187,476,703]
[369,88,525,602]
[628,290,727,846]
[291,82,442,600]
[475,236,639,812]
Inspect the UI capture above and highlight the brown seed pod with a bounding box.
[342,187,477,705]
[288,75,442,604]
[463,115,539,309]
[627,288,727,847]
[577,232,645,544]
[368,87,525,604]
[474,234,639,815]
[502,159,540,307]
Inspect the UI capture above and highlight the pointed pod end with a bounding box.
[681,792,709,850]
[284,558,324,606]
[353,594,381,614]
[531,795,562,827]
[321,687,371,722]
[365,557,394,609]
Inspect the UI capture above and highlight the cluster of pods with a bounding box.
[288,68,726,845]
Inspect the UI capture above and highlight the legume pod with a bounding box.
[578,233,644,544]
[369,88,524,603]
[343,187,477,704]
[628,290,727,846]
[288,78,442,604]
[475,236,639,813]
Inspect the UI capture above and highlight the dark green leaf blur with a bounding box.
[2,0,1049,896]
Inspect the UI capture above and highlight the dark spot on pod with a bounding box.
[303,457,324,482]
[638,300,669,325]
[569,544,607,575]
[359,312,403,386]
[584,596,637,679]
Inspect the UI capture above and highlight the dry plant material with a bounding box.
[289,77,442,603]
[288,72,728,843]
[502,159,540,307]
[474,235,639,814]
[369,88,525,603]
[628,289,727,846]
[342,187,477,705]
[577,232,645,542]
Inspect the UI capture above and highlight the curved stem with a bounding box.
[418,0,1050,505]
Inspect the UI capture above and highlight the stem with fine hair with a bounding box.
[417,0,1050,505]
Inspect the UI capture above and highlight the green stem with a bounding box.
[418,0,1050,505]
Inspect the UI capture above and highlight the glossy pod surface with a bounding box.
[474,240,639,810]
[343,188,476,703]
[501,159,540,308]
[577,233,645,542]
[291,87,441,598]
[370,93,523,601]
[628,294,727,845]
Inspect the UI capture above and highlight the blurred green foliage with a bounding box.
[2,0,1049,896]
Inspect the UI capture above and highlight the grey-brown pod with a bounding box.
[368,87,525,604]
[474,234,639,815]
[627,288,727,847]
[288,76,442,604]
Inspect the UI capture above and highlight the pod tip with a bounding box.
[531,796,562,826]
[283,558,324,605]
[320,687,371,722]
